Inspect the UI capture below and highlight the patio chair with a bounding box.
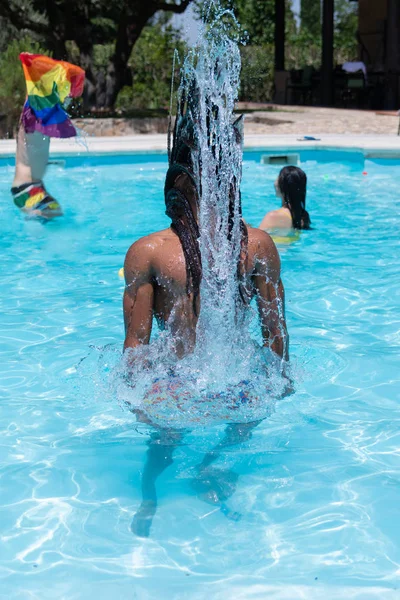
[285,66,315,105]
[341,72,367,108]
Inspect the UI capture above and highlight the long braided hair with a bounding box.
[165,85,249,315]
[165,165,202,315]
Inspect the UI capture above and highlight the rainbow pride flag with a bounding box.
[20,53,85,138]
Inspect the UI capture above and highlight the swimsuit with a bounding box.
[11,181,61,215]
[146,375,253,407]
[139,373,262,426]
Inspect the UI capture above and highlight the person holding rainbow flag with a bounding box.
[11,53,85,219]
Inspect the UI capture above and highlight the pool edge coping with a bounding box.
[1,134,400,159]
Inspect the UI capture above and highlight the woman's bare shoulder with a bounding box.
[259,208,292,231]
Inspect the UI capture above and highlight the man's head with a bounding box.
[165,166,198,218]
[173,173,198,216]
[164,67,247,313]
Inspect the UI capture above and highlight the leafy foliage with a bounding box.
[240,0,358,102]
[195,0,294,45]
[239,45,274,102]
[195,0,297,102]
[116,23,187,111]
[300,0,321,39]
[0,18,18,53]
[0,0,360,119]
[334,0,359,61]
[228,0,276,45]
[0,0,192,108]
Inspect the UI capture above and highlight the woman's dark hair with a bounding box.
[165,87,248,314]
[278,166,311,230]
[165,166,202,315]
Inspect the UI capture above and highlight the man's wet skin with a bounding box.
[123,174,288,360]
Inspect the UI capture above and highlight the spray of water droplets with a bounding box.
[108,0,287,427]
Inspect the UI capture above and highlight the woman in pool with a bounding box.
[259,166,311,233]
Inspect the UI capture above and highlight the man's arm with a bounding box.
[252,231,289,361]
[123,240,154,351]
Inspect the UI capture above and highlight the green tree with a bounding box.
[334,0,358,62]
[196,0,296,45]
[195,0,296,102]
[232,0,275,45]
[239,0,296,102]
[0,18,18,52]
[239,45,275,102]
[0,0,193,109]
[300,0,321,40]
[286,0,358,71]
[116,22,187,111]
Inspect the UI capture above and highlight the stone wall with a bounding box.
[72,109,293,137]
[72,117,170,137]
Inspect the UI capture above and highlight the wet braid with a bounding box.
[165,188,202,315]
[238,219,249,304]
[228,183,250,304]
[166,90,248,314]
[166,183,248,312]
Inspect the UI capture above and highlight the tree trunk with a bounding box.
[101,1,191,109]
[72,3,154,110]
[103,4,155,109]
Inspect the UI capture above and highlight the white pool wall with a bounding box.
[1,134,400,159]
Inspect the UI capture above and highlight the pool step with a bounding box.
[261,153,299,166]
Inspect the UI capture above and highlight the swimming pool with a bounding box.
[0,149,399,599]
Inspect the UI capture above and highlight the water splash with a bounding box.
[113,0,287,427]
[187,3,244,351]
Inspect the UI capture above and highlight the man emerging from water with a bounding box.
[122,94,289,536]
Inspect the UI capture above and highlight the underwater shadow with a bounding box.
[131,417,261,537]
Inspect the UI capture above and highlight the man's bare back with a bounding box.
[123,223,288,360]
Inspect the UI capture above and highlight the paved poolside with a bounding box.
[68,105,400,138]
[242,105,400,136]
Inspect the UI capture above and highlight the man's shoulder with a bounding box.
[247,225,276,252]
[126,228,173,253]
[124,229,172,270]
[247,225,280,276]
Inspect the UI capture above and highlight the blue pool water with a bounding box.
[0,149,399,599]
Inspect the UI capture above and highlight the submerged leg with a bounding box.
[131,428,184,538]
[12,126,62,219]
[193,420,261,521]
